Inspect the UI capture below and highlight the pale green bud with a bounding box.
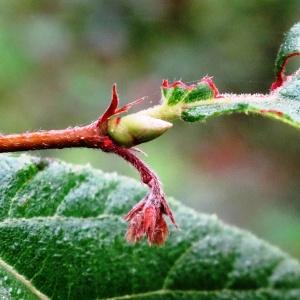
[108,114,173,147]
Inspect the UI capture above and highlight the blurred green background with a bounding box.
[0,1,300,258]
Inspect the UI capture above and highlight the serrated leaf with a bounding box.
[0,154,299,299]
[175,72,300,129]
[153,22,300,129]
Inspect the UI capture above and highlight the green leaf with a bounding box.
[150,22,300,130]
[0,154,299,299]
[179,72,300,129]
[165,83,214,106]
[107,22,300,148]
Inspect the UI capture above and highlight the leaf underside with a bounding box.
[180,73,300,129]
[0,154,299,300]
[174,21,300,128]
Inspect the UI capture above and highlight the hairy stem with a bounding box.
[0,121,176,245]
[0,83,180,245]
[104,145,176,244]
[114,146,176,225]
[0,122,108,152]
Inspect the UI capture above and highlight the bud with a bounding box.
[107,114,172,147]
[124,198,170,246]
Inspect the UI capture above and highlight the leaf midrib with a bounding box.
[0,255,49,300]
[0,215,119,224]
[100,288,300,300]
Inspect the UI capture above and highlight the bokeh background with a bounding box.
[0,1,300,258]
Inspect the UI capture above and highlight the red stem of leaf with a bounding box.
[271,52,300,91]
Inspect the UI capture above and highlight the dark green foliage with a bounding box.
[0,155,299,299]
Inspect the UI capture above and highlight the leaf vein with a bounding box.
[99,288,300,300]
[53,174,89,216]
[162,238,201,288]
[0,255,49,300]
[6,162,48,218]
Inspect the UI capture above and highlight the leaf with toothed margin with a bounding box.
[158,22,300,128]
[179,71,300,129]
[0,154,299,299]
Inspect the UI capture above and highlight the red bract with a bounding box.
[162,76,221,98]
[98,84,143,125]
[124,173,175,245]
[162,79,195,90]
[201,76,221,98]
[98,85,177,245]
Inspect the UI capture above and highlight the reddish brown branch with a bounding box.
[0,123,106,152]
[0,84,176,245]
[0,124,176,245]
